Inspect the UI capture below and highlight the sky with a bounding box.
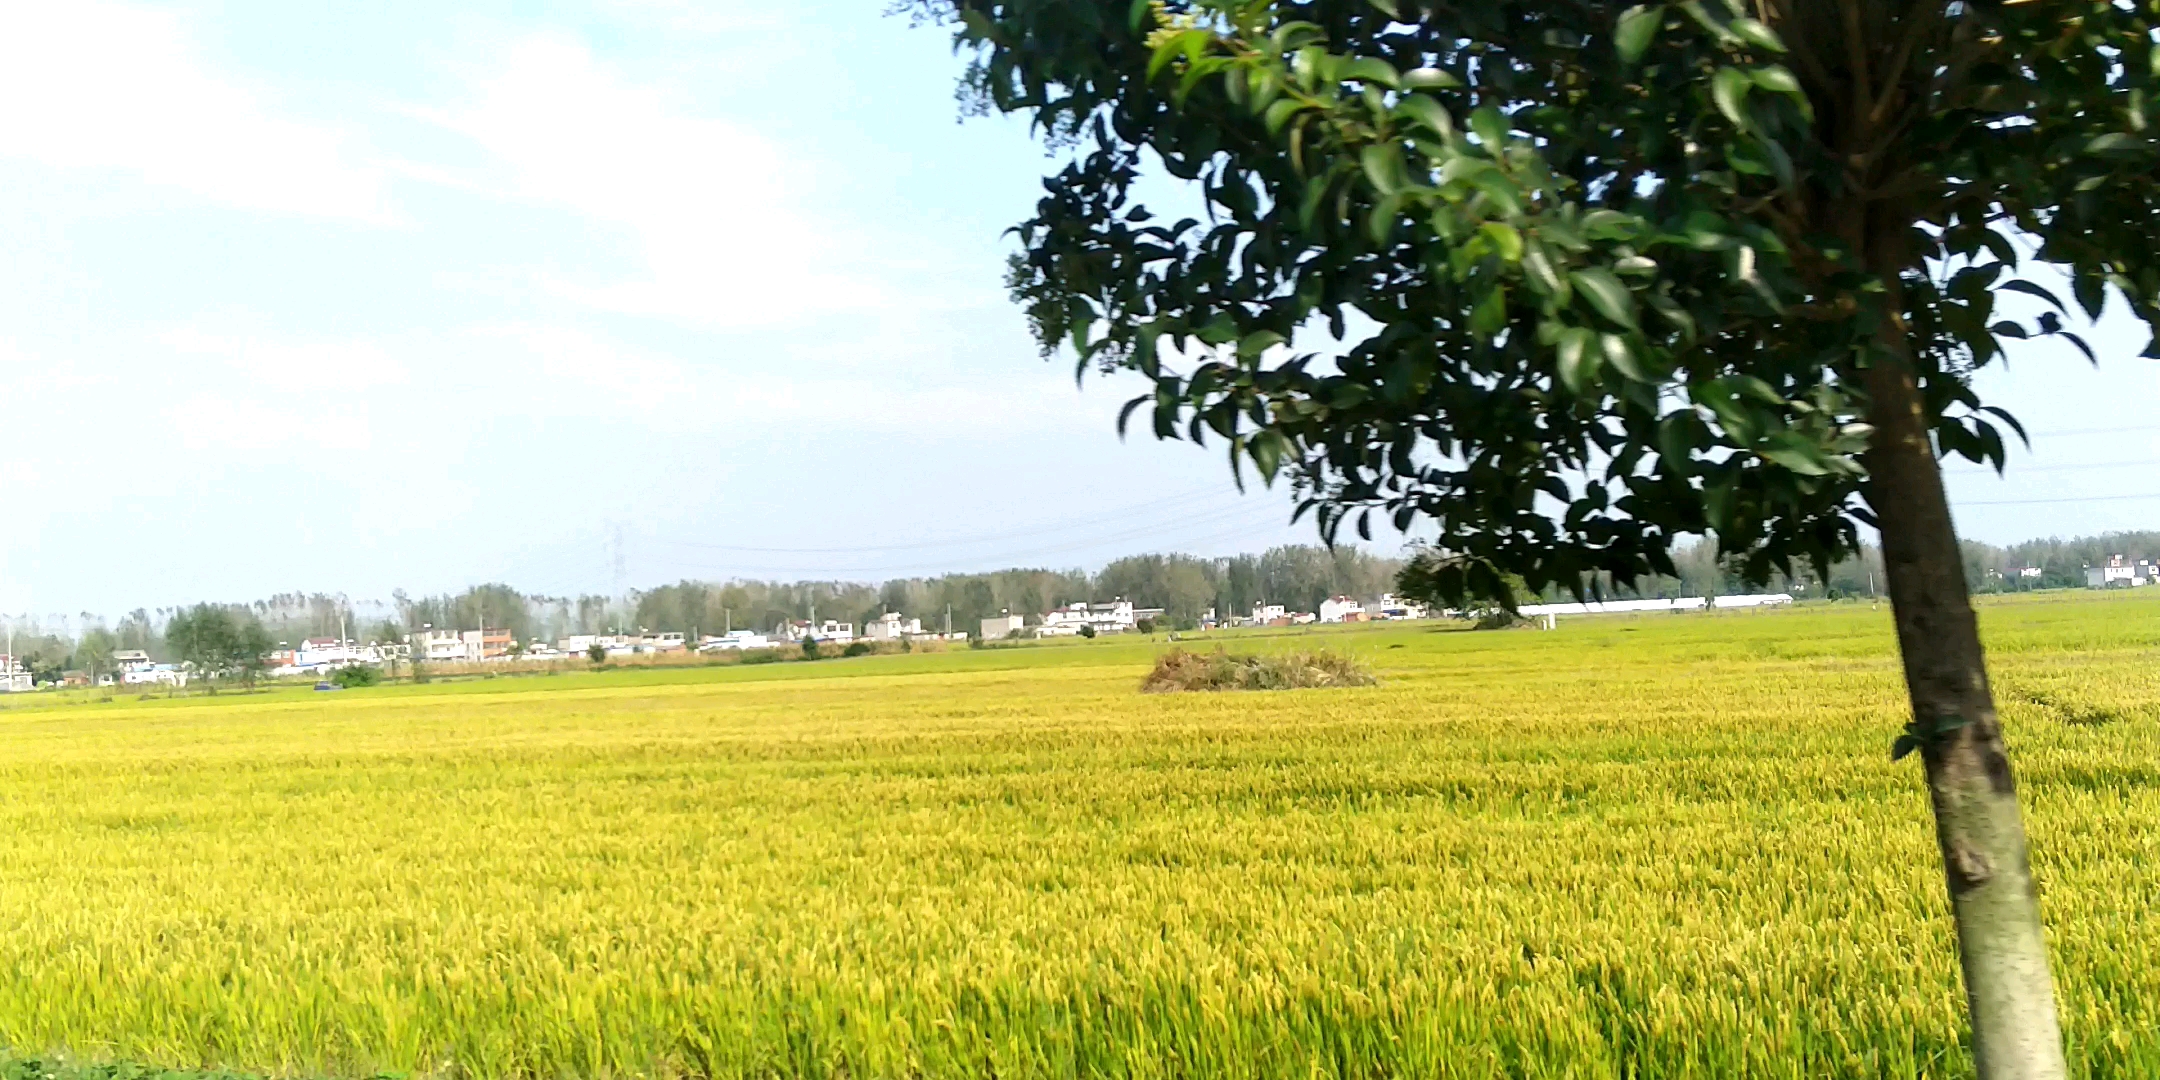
[0,0,2155,619]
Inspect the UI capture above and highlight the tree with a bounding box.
[916,0,2146,1072]
[74,628,118,685]
[233,618,274,689]
[588,643,607,665]
[165,604,273,689]
[165,604,234,689]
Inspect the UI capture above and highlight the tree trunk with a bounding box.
[1862,313,2066,1078]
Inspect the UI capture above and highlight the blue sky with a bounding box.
[0,0,2153,617]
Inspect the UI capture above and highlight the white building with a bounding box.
[2085,555,2154,588]
[642,632,687,652]
[295,638,380,668]
[1042,600,1140,635]
[118,663,187,687]
[1251,603,1288,625]
[558,633,637,656]
[700,630,774,652]
[1712,593,1795,610]
[1318,596,1365,623]
[981,612,1026,640]
[411,629,476,663]
[1373,594,1428,620]
[781,620,855,644]
[864,613,923,641]
[0,654,29,693]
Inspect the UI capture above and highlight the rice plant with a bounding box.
[0,593,2149,1078]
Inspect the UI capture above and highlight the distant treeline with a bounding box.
[9,531,2152,677]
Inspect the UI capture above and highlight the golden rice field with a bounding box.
[1,593,2157,1079]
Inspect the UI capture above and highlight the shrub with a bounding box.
[740,649,782,665]
[801,639,821,660]
[587,644,607,665]
[329,665,380,689]
[1139,648,1378,694]
[1079,624,1097,639]
[842,642,872,658]
[1136,618,1156,633]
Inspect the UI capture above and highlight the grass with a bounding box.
[0,593,2153,1078]
[1138,646,1377,692]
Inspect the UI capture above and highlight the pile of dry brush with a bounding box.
[1139,647,1377,694]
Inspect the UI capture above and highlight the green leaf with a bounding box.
[1522,243,1565,296]
[1402,66,1461,89]
[959,8,998,42]
[1466,170,1524,218]
[2084,132,2148,157]
[1602,333,1651,382]
[1270,21,1327,54]
[1343,57,1401,88]
[1368,192,1405,243]
[1237,330,1286,358]
[1556,328,1598,393]
[1249,431,1286,483]
[1581,209,1640,241]
[1728,17,1786,53]
[1760,431,1832,475]
[1395,94,1454,138]
[1470,284,1508,336]
[1712,67,1752,130]
[1361,144,1406,195]
[1749,66,1801,95]
[1615,5,1662,64]
[1265,98,1305,137]
[1999,278,2065,313]
[1469,106,1509,150]
[1480,221,1525,263]
[1572,267,1638,329]
[1368,0,1402,17]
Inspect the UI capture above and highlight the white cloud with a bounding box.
[159,319,412,394]
[417,35,876,327]
[0,0,388,220]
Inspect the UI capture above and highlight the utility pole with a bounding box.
[724,607,731,635]
[945,604,952,637]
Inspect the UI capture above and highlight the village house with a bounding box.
[864,612,923,641]
[1318,596,1366,623]
[780,619,855,644]
[1042,600,1144,635]
[2085,554,2156,588]
[699,630,773,652]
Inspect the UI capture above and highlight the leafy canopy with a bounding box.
[916,0,2156,604]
